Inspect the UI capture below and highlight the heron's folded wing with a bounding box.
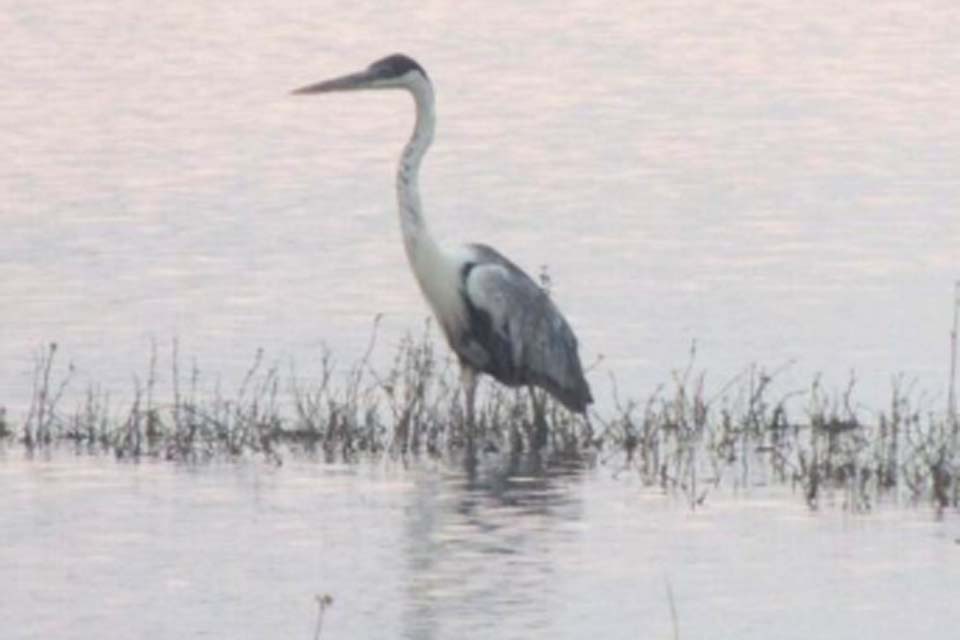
[463,262,592,411]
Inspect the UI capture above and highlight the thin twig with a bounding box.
[664,576,679,640]
[313,594,333,640]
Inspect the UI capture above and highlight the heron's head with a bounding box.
[292,53,429,95]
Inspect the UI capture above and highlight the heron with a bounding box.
[293,53,592,445]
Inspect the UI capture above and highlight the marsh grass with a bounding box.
[313,594,334,640]
[3,314,959,512]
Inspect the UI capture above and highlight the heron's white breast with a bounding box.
[406,242,471,342]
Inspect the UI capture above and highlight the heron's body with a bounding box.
[294,53,592,431]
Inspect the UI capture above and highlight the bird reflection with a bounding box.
[400,451,587,639]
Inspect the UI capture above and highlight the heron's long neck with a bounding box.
[396,81,440,268]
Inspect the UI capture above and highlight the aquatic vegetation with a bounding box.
[313,594,334,640]
[2,320,958,513]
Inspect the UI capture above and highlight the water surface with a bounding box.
[1,452,957,639]
[2,1,958,410]
[3,5,958,636]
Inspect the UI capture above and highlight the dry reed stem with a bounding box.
[3,300,960,512]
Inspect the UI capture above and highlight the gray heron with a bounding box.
[293,53,592,443]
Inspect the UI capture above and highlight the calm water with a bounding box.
[1,451,958,639]
[2,4,959,636]
[2,0,958,410]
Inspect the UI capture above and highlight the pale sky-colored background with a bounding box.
[2,4,960,639]
[2,0,958,410]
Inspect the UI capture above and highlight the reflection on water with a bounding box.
[1,452,956,639]
[3,5,958,629]
[1,1,958,411]
[401,461,583,640]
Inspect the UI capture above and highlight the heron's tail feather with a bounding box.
[532,367,593,414]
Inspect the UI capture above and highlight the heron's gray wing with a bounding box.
[461,251,592,412]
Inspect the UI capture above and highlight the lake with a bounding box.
[2,0,957,411]
[1,451,958,639]
[2,2,958,637]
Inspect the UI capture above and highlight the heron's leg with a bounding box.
[460,365,479,475]
[530,387,548,450]
[460,365,478,434]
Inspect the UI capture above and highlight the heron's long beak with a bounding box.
[291,69,377,95]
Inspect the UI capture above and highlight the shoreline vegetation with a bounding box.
[3,287,959,512]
